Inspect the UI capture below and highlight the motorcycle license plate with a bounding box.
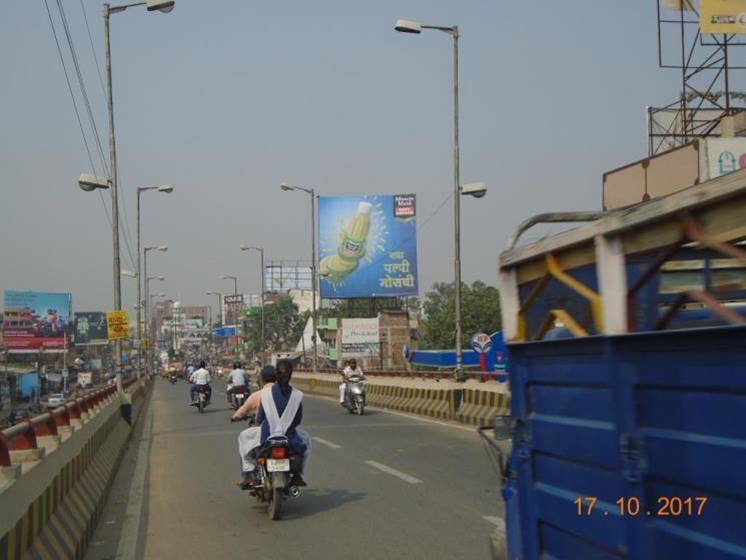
[267,459,290,472]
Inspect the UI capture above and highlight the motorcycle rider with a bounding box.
[189,360,212,404]
[226,361,249,405]
[236,359,307,489]
[339,358,365,404]
[233,364,275,421]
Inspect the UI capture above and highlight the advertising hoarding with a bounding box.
[2,290,71,353]
[318,195,418,299]
[74,312,108,346]
[341,318,380,358]
[700,0,746,34]
[106,311,130,341]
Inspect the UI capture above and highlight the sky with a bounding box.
[0,1,722,314]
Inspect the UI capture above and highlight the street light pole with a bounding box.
[104,3,123,389]
[240,245,265,363]
[136,184,173,375]
[279,182,318,375]
[451,27,463,377]
[395,19,468,379]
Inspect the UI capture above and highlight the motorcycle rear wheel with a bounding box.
[268,487,283,520]
[357,404,364,416]
[198,399,204,414]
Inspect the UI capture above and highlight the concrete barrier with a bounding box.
[293,372,509,427]
[0,376,153,560]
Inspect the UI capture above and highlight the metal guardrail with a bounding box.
[0,377,139,468]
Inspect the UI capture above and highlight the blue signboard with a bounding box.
[318,194,418,298]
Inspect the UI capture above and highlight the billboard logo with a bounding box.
[718,151,737,174]
[393,194,416,218]
[470,332,493,354]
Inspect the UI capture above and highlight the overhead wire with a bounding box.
[41,0,112,227]
[55,0,139,271]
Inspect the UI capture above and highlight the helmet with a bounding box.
[260,365,277,382]
[233,361,241,369]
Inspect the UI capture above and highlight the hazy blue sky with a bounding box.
[0,1,707,313]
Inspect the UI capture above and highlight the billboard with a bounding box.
[700,0,746,34]
[318,195,418,298]
[2,290,71,353]
[106,310,130,341]
[341,318,379,358]
[74,312,108,346]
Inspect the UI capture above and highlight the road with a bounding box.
[86,379,502,560]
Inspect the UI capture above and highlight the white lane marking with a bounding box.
[483,516,503,526]
[312,436,341,449]
[365,460,423,484]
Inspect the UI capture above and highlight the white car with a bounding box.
[46,393,66,407]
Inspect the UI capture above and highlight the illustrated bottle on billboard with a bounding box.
[320,201,372,282]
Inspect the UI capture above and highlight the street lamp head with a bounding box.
[280,181,294,191]
[157,245,168,251]
[157,184,174,193]
[78,173,109,192]
[460,182,487,199]
[395,19,422,34]
[146,0,175,13]
[239,245,250,251]
[206,291,215,295]
[121,270,137,278]
[155,275,165,281]
[155,292,166,297]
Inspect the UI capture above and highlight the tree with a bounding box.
[420,281,501,350]
[243,295,307,355]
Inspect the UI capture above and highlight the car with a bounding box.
[46,393,67,408]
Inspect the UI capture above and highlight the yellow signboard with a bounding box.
[700,0,746,34]
[106,310,130,341]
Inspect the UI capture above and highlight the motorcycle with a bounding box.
[230,385,250,410]
[342,375,366,416]
[250,435,303,520]
[191,385,211,413]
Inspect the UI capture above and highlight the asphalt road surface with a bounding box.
[86,379,503,560]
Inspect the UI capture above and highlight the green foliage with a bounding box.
[420,281,501,350]
[322,297,416,320]
[243,295,307,354]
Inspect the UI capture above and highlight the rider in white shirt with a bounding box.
[339,359,364,404]
[226,361,249,404]
[189,361,212,404]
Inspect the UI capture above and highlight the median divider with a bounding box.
[0,375,153,560]
[293,372,510,427]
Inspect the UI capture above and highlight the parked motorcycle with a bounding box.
[342,375,366,416]
[191,385,211,413]
[250,435,303,520]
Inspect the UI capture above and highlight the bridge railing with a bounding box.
[0,377,138,468]
[295,368,505,382]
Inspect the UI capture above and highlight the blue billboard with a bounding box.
[318,194,418,298]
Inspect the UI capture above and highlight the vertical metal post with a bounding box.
[310,189,318,374]
[136,189,142,376]
[452,26,463,380]
[724,35,731,113]
[260,248,266,364]
[104,4,123,391]
[143,250,149,369]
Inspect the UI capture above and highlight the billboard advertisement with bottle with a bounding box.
[2,290,72,353]
[318,194,418,298]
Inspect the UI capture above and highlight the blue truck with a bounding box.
[495,171,746,559]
